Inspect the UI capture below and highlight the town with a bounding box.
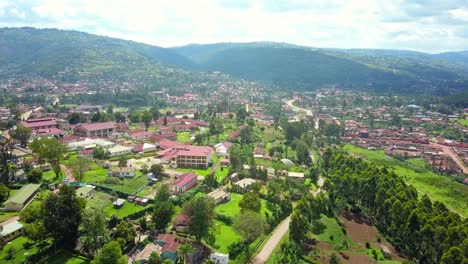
[0,72,467,264]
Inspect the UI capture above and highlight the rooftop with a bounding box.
[174,173,197,187]
[4,184,40,206]
[0,220,23,236]
[76,122,116,131]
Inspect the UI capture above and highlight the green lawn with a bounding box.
[213,193,272,255]
[40,250,90,264]
[176,167,211,176]
[314,215,357,250]
[103,201,151,219]
[212,220,242,253]
[177,132,192,144]
[456,119,468,126]
[83,169,149,194]
[343,144,468,217]
[86,192,113,211]
[0,236,41,264]
[0,211,19,223]
[214,167,229,183]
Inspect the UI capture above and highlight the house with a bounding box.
[158,139,178,150]
[133,143,157,154]
[3,184,40,211]
[210,252,229,264]
[20,118,69,131]
[173,214,190,233]
[207,188,231,204]
[288,172,305,179]
[107,167,136,178]
[0,220,24,246]
[127,130,153,140]
[253,147,265,158]
[75,185,96,200]
[68,138,115,151]
[113,198,125,208]
[214,142,233,156]
[173,173,198,195]
[107,145,132,157]
[73,122,116,138]
[159,145,214,169]
[134,197,149,206]
[234,178,256,189]
[155,234,180,263]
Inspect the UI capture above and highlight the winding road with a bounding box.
[252,176,325,263]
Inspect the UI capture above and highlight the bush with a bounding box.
[228,241,246,258]
[215,213,233,225]
[365,242,371,249]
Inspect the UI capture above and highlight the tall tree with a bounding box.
[178,243,193,264]
[9,126,32,147]
[152,201,175,231]
[118,155,127,168]
[113,221,136,250]
[43,185,84,251]
[20,202,48,244]
[30,137,66,179]
[68,156,91,182]
[155,184,171,203]
[233,211,267,243]
[239,191,261,213]
[0,137,15,185]
[182,195,216,242]
[141,111,152,131]
[93,241,127,264]
[80,209,110,256]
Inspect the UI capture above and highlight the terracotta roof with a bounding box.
[174,173,197,188]
[76,122,116,131]
[173,214,190,225]
[159,140,178,149]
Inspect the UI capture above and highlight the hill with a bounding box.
[0,27,196,81]
[172,43,468,93]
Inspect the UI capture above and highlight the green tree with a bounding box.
[113,221,136,250]
[20,202,48,243]
[150,164,164,178]
[9,126,32,147]
[114,112,126,123]
[233,211,267,243]
[440,246,464,264]
[93,146,109,160]
[129,111,141,124]
[0,138,15,185]
[0,183,9,202]
[93,241,127,264]
[178,243,193,264]
[289,211,309,244]
[150,106,161,120]
[148,252,163,264]
[155,184,171,203]
[330,252,340,264]
[30,137,67,179]
[142,111,152,131]
[239,191,261,213]
[69,156,91,182]
[68,113,88,124]
[118,155,127,168]
[43,185,84,251]
[182,195,216,242]
[236,108,247,123]
[295,140,312,165]
[81,209,110,256]
[152,201,175,231]
[26,168,43,183]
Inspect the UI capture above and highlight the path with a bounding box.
[251,216,291,264]
[285,99,313,117]
[60,164,75,183]
[252,176,325,263]
[429,142,468,174]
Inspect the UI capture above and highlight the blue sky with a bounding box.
[1,0,468,53]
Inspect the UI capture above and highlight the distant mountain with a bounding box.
[172,43,468,93]
[0,27,196,81]
[436,50,468,65]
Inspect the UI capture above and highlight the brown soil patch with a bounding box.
[318,252,375,264]
[339,211,406,261]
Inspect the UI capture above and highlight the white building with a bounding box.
[108,145,132,157]
[210,252,229,264]
[0,220,24,246]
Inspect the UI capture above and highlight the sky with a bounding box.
[1,0,468,53]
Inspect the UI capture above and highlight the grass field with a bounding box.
[177,132,192,143]
[0,236,41,264]
[343,144,468,217]
[456,119,468,126]
[103,201,151,218]
[86,191,113,210]
[40,250,90,264]
[213,193,272,254]
[315,215,357,250]
[82,168,149,194]
[176,167,211,176]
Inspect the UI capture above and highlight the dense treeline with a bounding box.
[322,148,467,264]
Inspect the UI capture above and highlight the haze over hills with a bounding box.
[1,27,468,94]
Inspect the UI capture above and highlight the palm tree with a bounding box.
[178,243,193,264]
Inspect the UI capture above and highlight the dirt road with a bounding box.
[251,215,291,264]
[429,142,468,174]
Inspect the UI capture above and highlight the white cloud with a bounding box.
[0,0,467,52]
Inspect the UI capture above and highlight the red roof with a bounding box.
[173,214,190,225]
[59,135,81,144]
[174,173,197,188]
[34,128,65,136]
[21,119,57,129]
[133,144,144,153]
[159,140,178,149]
[76,122,116,131]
